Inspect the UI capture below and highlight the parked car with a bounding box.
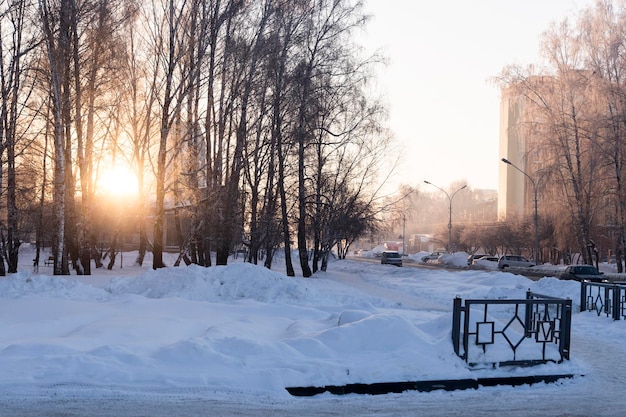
[560,265,605,282]
[467,254,487,265]
[422,251,444,263]
[473,255,498,266]
[497,255,535,269]
[381,250,403,266]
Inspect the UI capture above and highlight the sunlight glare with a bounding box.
[98,165,138,197]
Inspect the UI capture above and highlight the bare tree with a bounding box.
[287,0,371,277]
[116,0,156,267]
[12,0,390,277]
[147,0,212,269]
[211,1,271,265]
[0,0,39,273]
[263,0,306,276]
[578,1,626,271]
[38,0,75,275]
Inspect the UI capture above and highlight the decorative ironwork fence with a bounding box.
[580,281,626,320]
[452,291,572,367]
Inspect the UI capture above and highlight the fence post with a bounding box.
[452,297,462,356]
[560,300,572,360]
[462,300,471,362]
[580,281,587,312]
[613,285,621,321]
[524,290,533,337]
[604,286,612,316]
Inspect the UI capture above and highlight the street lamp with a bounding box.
[424,181,467,252]
[501,157,539,263]
[401,212,406,256]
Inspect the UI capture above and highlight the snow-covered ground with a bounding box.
[1,249,626,416]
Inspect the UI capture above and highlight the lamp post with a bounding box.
[401,213,406,256]
[424,181,467,252]
[501,158,539,263]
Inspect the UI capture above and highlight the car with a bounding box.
[381,250,402,266]
[560,265,605,282]
[422,251,444,263]
[473,255,498,265]
[497,255,535,269]
[467,254,487,265]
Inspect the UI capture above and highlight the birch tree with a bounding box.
[39,0,73,274]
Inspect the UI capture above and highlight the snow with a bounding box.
[2,249,626,416]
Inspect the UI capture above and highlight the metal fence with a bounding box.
[580,281,626,320]
[452,291,572,367]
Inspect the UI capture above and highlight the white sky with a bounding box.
[363,0,596,191]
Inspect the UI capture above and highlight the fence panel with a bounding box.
[580,281,626,320]
[452,291,572,367]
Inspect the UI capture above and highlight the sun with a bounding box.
[98,165,139,197]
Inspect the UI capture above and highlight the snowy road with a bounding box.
[2,260,626,417]
[2,373,625,417]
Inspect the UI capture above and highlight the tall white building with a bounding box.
[498,87,533,220]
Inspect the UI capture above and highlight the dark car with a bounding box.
[560,265,605,282]
[381,251,402,266]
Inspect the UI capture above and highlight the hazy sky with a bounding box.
[363,0,596,192]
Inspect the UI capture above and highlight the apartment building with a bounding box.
[498,86,530,220]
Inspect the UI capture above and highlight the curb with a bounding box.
[286,374,576,396]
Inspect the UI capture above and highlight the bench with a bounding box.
[44,256,54,266]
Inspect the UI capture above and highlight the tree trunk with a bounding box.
[297,135,312,277]
[40,0,70,275]
[276,127,294,275]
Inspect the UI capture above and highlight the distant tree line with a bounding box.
[0,0,389,276]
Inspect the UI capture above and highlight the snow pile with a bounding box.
[438,252,469,267]
[0,256,619,401]
[473,256,499,270]
[0,262,476,394]
[359,245,386,258]
[409,251,439,263]
[105,263,320,304]
[0,271,110,300]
